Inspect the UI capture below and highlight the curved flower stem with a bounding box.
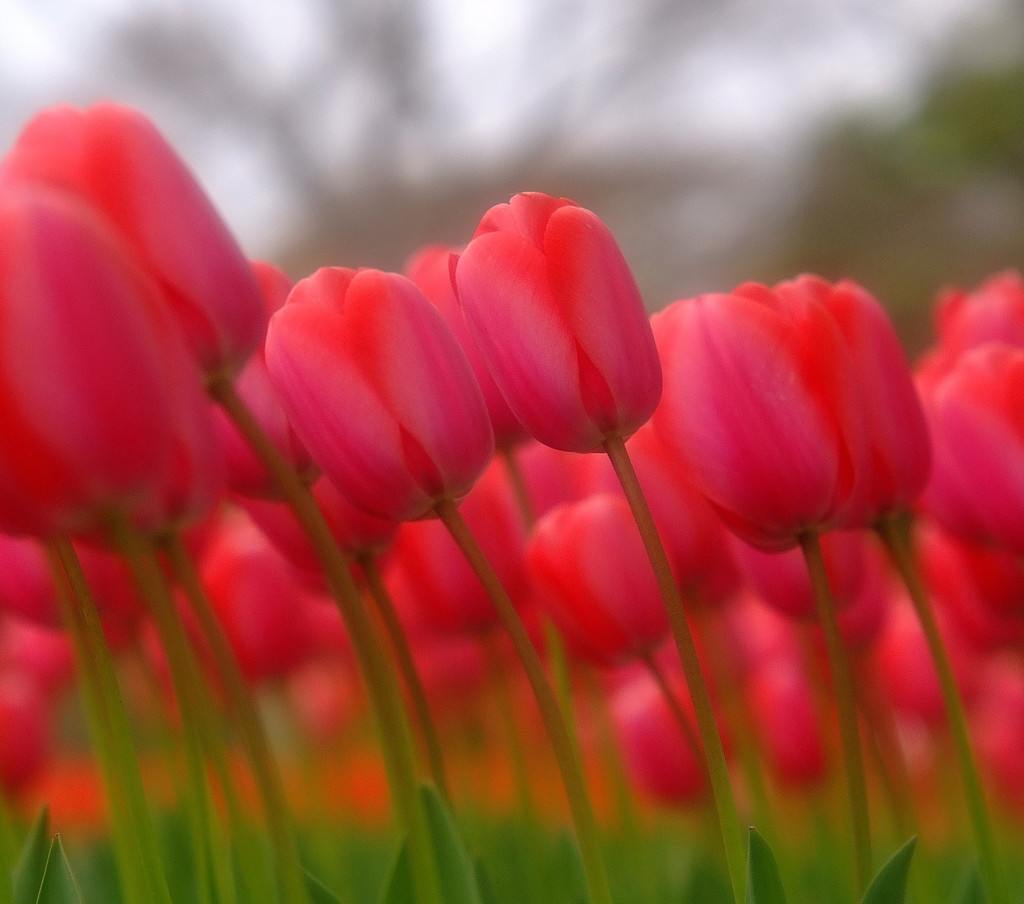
[877,512,1007,904]
[208,373,443,904]
[603,435,745,904]
[435,498,615,904]
[639,652,705,766]
[499,446,536,527]
[359,554,451,802]
[110,520,243,904]
[48,538,175,904]
[161,529,310,904]
[797,529,872,896]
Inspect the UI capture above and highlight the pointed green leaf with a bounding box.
[13,807,49,904]
[305,870,344,904]
[859,837,917,904]
[956,868,983,904]
[419,783,483,904]
[35,837,83,904]
[745,828,787,904]
[378,840,413,904]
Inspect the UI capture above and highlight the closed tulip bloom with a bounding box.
[454,192,662,452]
[0,103,265,374]
[921,344,1024,554]
[266,267,494,522]
[0,185,207,537]
[936,270,1024,358]
[406,244,528,449]
[809,277,931,522]
[528,494,669,666]
[652,284,868,551]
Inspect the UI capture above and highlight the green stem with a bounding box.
[110,520,237,904]
[487,636,537,825]
[602,435,745,904]
[797,530,871,897]
[48,538,175,904]
[359,554,451,802]
[499,445,536,527]
[640,652,705,767]
[208,373,443,904]
[435,497,615,904]
[877,513,1007,904]
[162,529,309,903]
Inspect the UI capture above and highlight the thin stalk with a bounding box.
[486,636,537,825]
[208,373,443,904]
[602,435,745,904]
[877,513,1007,904]
[110,521,238,904]
[49,538,175,904]
[163,529,312,901]
[499,446,536,527]
[0,794,12,904]
[435,498,614,904]
[798,530,872,897]
[359,554,451,801]
[639,652,705,767]
[544,620,583,769]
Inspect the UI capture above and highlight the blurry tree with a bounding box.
[764,35,1024,352]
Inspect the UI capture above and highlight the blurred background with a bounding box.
[2,0,1023,352]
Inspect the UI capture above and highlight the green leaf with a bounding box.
[419,784,483,904]
[956,867,983,904]
[13,807,50,904]
[305,870,344,904]
[859,837,917,904]
[35,837,83,904]
[377,840,412,904]
[745,828,787,904]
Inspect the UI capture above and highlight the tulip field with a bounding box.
[0,101,1024,904]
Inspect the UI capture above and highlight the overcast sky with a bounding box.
[0,0,1016,255]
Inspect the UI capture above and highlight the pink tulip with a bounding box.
[935,270,1024,359]
[0,185,215,537]
[0,103,265,374]
[527,494,669,666]
[454,192,662,452]
[266,267,494,522]
[920,344,1024,554]
[652,282,867,551]
[809,277,931,522]
[406,244,528,450]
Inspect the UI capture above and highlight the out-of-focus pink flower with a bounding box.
[527,494,669,666]
[0,103,265,374]
[266,267,494,522]
[0,675,51,796]
[407,244,528,450]
[611,669,706,805]
[386,460,529,635]
[920,344,1024,554]
[454,192,662,453]
[0,185,216,538]
[935,270,1024,359]
[652,281,867,551]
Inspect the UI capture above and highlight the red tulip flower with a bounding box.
[406,244,528,450]
[0,102,265,374]
[935,270,1024,359]
[810,277,931,523]
[266,267,494,522]
[527,494,670,666]
[0,185,216,538]
[454,192,662,453]
[652,281,868,551]
[920,344,1024,554]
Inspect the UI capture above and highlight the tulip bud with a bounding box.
[266,267,494,522]
[0,103,265,374]
[652,283,868,551]
[454,192,662,453]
